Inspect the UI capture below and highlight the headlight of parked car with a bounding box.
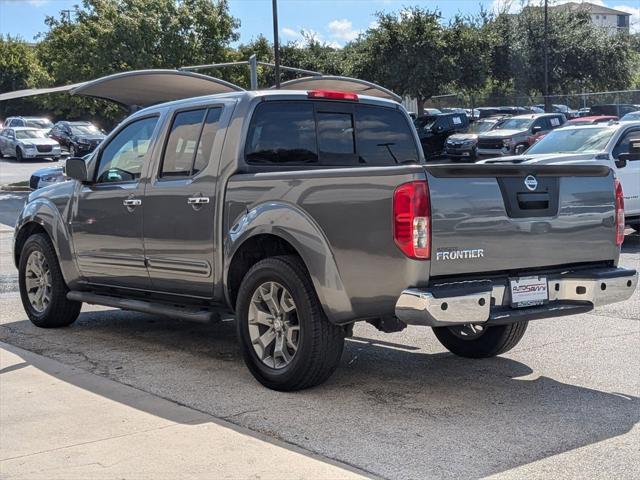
[41,174,63,183]
[502,139,511,147]
[77,139,90,145]
[23,144,36,150]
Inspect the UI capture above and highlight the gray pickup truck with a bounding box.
[14,89,638,391]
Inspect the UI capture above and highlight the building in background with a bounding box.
[551,2,631,34]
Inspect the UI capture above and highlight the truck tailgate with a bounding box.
[425,164,618,277]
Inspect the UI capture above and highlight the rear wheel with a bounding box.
[236,255,345,391]
[433,322,528,358]
[19,234,81,328]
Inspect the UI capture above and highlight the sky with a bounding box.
[1,0,639,47]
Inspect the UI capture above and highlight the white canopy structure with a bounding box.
[275,76,402,103]
[0,69,244,108]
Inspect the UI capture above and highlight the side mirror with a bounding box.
[66,157,89,182]
[532,125,542,134]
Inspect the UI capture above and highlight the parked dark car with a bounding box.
[48,121,106,157]
[444,115,509,161]
[476,113,566,157]
[414,112,469,158]
[590,104,640,118]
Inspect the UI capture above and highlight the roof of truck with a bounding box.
[137,89,401,116]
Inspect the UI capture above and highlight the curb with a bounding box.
[0,187,31,192]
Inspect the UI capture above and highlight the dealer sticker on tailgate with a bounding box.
[510,276,548,308]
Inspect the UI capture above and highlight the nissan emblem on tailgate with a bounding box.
[524,175,538,191]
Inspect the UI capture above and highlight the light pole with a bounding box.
[543,0,550,112]
[272,0,281,89]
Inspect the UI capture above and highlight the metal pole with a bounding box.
[543,0,550,112]
[249,54,258,90]
[272,0,281,88]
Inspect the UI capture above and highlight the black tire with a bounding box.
[432,322,528,358]
[18,234,81,328]
[236,255,345,391]
[69,144,76,157]
[16,147,23,162]
[514,143,529,155]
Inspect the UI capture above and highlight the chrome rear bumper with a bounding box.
[395,267,637,327]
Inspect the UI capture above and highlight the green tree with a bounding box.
[488,6,636,99]
[0,35,50,93]
[37,0,239,84]
[346,8,456,115]
[0,35,52,119]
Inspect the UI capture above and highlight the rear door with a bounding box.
[142,101,232,298]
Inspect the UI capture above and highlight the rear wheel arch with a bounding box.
[226,234,301,311]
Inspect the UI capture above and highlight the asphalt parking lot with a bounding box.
[0,164,638,479]
[0,155,63,186]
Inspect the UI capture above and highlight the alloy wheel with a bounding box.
[24,250,52,313]
[248,281,300,369]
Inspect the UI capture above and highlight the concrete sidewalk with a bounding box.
[0,343,369,480]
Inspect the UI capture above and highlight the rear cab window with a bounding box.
[245,100,419,166]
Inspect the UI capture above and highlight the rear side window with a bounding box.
[356,105,419,165]
[246,101,419,166]
[161,107,222,178]
[245,103,317,164]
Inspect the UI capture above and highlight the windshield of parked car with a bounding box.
[468,120,499,134]
[494,118,533,131]
[526,127,615,154]
[16,130,47,139]
[70,124,102,135]
[25,119,53,129]
[414,116,437,130]
[621,111,640,121]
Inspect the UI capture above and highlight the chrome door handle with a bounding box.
[187,197,210,205]
[123,199,142,207]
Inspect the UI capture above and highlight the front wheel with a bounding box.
[16,147,23,162]
[432,322,528,358]
[236,255,345,391]
[19,234,82,328]
[69,145,76,157]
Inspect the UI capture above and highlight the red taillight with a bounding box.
[393,181,430,259]
[615,178,625,246]
[307,90,358,101]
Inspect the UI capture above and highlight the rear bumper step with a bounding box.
[67,291,219,323]
[395,267,637,327]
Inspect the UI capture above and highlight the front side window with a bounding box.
[245,103,317,164]
[95,116,158,183]
[613,129,640,159]
[356,106,419,164]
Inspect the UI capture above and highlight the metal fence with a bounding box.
[403,89,640,113]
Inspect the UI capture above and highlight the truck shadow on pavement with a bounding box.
[1,309,638,480]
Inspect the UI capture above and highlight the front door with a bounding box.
[143,104,227,298]
[612,126,640,218]
[70,115,160,289]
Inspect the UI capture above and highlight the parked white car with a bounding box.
[478,121,640,230]
[0,127,62,161]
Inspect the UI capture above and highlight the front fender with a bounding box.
[14,195,81,288]
[225,201,354,324]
